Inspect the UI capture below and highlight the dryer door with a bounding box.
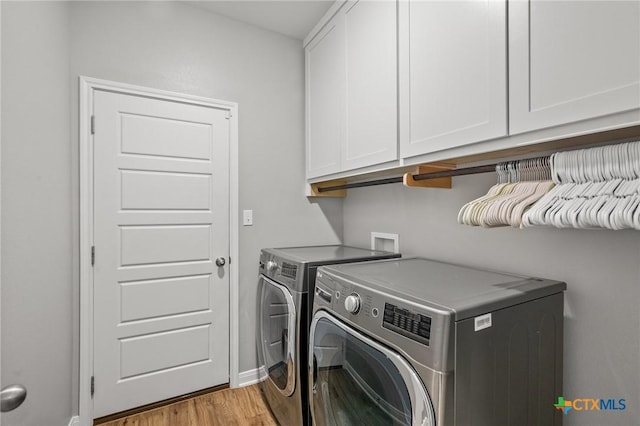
[258,275,297,396]
[309,311,435,426]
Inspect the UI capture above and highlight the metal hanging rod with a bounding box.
[316,159,550,193]
[316,164,496,192]
[318,176,404,192]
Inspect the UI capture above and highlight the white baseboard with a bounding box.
[237,366,268,387]
[68,416,80,426]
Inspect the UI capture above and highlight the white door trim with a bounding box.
[0,4,3,424]
[78,76,239,425]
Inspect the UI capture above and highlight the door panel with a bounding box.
[93,89,230,417]
[119,225,211,266]
[120,112,213,160]
[119,325,211,378]
[120,275,211,322]
[120,170,211,210]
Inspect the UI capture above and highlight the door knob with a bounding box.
[215,257,226,267]
[1,384,27,412]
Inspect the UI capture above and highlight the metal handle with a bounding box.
[215,257,226,267]
[281,329,288,359]
[1,384,27,412]
[312,354,318,394]
[315,287,332,303]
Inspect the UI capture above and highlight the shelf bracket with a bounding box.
[403,163,455,188]
[309,179,347,197]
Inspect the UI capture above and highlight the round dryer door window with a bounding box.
[257,276,296,396]
[309,311,435,426]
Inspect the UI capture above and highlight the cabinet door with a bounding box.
[400,0,507,159]
[306,16,345,179]
[510,0,640,135]
[342,0,398,171]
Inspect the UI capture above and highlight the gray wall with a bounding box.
[342,173,640,426]
[2,2,342,424]
[1,3,73,426]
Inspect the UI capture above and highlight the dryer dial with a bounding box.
[266,260,278,273]
[344,293,361,314]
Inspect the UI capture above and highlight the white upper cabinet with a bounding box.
[342,0,397,171]
[306,0,397,179]
[509,0,640,135]
[399,0,507,159]
[306,17,344,178]
[306,0,640,183]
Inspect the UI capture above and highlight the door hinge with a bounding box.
[91,115,95,135]
[91,246,95,266]
[91,376,95,398]
[225,112,231,120]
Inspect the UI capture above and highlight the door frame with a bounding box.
[78,76,239,424]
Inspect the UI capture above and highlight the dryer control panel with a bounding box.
[383,303,431,346]
[314,267,455,372]
[259,251,303,291]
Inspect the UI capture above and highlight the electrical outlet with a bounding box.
[243,210,253,226]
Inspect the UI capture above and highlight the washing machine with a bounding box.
[257,245,400,426]
[310,257,566,426]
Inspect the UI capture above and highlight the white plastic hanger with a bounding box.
[459,158,554,227]
[523,141,640,230]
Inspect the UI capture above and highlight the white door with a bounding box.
[509,0,640,134]
[92,89,230,418]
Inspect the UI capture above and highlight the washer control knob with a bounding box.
[344,293,361,314]
[266,260,278,273]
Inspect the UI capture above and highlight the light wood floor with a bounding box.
[97,385,278,426]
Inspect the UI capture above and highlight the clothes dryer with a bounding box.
[310,257,566,426]
[257,245,400,426]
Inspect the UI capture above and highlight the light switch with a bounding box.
[243,209,253,226]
